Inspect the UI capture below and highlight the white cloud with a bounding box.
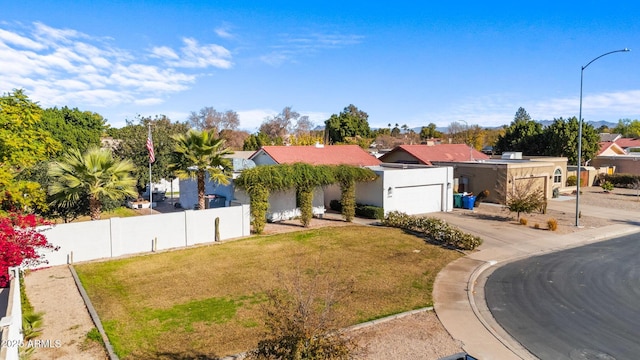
[134,97,164,106]
[237,109,277,130]
[163,37,232,69]
[0,21,232,117]
[533,90,640,121]
[151,45,179,59]
[215,26,233,39]
[260,31,363,66]
[0,28,44,50]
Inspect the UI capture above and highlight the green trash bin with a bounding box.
[453,193,463,208]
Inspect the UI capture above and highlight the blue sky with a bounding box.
[2,1,638,131]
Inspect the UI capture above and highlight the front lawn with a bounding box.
[75,225,462,359]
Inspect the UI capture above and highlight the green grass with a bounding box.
[75,225,462,359]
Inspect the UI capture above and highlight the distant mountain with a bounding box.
[538,120,617,129]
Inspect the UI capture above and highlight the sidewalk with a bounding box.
[432,199,640,359]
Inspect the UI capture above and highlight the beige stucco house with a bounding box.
[379,144,568,204]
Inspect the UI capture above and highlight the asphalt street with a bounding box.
[485,234,640,360]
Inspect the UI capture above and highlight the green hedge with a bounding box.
[602,173,640,187]
[382,211,483,251]
[330,200,383,220]
[355,204,384,220]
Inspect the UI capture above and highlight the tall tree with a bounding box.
[188,106,239,133]
[613,118,640,138]
[543,117,599,164]
[259,106,300,140]
[41,106,106,156]
[324,104,371,145]
[419,123,443,140]
[108,115,190,191]
[494,107,544,155]
[48,148,137,220]
[0,89,61,211]
[168,129,233,210]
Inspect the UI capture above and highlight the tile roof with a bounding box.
[597,142,626,156]
[253,145,382,166]
[599,133,622,142]
[614,138,640,149]
[379,144,490,165]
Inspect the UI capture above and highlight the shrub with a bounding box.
[329,199,342,212]
[547,218,558,231]
[355,204,384,219]
[602,173,640,187]
[566,175,577,187]
[601,181,614,192]
[248,265,357,360]
[382,211,483,250]
[519,217,528,225]
[534,223,540,229]
[0,213,58,287]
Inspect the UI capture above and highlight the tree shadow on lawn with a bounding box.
[154,351,224,360]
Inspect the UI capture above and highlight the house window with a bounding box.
[553,169,562,184]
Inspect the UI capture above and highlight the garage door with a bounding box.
[393,184,442,215]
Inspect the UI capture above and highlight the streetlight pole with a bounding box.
[576,48,630,227]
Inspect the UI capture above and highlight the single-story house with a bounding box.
[432,157,567,204]
[181,144,456,219]
[337,163,454,215]
[379,145,567,204]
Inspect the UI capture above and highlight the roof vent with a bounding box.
[501,152,522,160]
[315,142,324,148]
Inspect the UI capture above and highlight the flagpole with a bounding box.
[148,124,153,215]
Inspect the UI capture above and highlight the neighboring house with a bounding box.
[613,137,640,153]
[432,156,567,204]
[597,142,626,156]
[178,154,256,210]
[379,145,567,204]
[590,136,640,177]
[378,144,490,165]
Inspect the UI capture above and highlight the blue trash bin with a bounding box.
[463,195,476,210]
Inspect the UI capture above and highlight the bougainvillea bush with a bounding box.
[0,213,58,287]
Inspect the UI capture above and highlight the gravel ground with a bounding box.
[23,186,632,360]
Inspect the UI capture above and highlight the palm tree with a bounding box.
[48,147,137,220]
[169,129,233,210]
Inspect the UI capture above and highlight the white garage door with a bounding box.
[393,184,442,215]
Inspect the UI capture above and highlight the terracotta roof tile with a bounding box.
[614,138,640,149]
[254,145,381,166]
[380,144,489,165]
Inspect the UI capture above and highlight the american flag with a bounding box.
[146,128,155,163]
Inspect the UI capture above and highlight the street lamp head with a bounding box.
[624,48,631,52]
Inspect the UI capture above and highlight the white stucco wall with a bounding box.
[355,165,453,215]
[33,205,250,268]
[267,188,325,221]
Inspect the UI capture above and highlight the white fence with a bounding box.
[34,204,250,268]
[0,267,22,360]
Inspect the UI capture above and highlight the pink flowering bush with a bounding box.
[0,213,58,287]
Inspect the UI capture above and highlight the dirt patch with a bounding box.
[23,266,107,360]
